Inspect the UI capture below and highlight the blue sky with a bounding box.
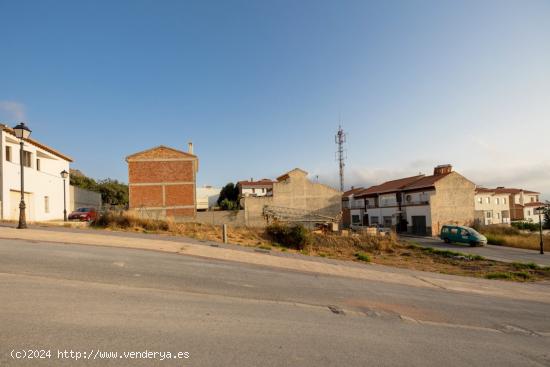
[1,0,549,198]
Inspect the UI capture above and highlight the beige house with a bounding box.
[475,187,543,224]
[345,165,475,236]
[242,168,341,227]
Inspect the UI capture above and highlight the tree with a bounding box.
[70,169,129,207]
[97,179,129,206]
[217,183,240,210]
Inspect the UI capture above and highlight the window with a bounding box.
[460,229,468,236]
[486,212,492,218]
[23,151,32,168]
[44,196,50,213]
[5,146,12,162]
[527,210,531,216]
[503,198,507,204]
[450,228,458,234]
[442,228,449,233]
[496,198,500,205]
[497,212,500,219]
[370,216,379,225]
[486,197,491,204]
[252,188,256,194]
[36,158,41,171]
[352,215,360,224]
[531,197,535,203]
[477,197,482,204]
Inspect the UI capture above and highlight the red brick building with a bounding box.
[126,144,198,218]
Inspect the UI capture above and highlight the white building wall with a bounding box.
[404,205,432,227]
[196,187,221,210]
[474,193,510,225]
[241,187,270,197]
[524,207,542,223]
[1,131,70,221]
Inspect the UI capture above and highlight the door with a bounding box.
[363,214,369,226]
[411,216,427,235]
[10,190,33,221]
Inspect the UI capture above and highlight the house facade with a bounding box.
[0,124,72,222]
[345,165,475,236]
[126,144,198,219]
[237,179,274,197]
[475,187,543,224]
[474,188,511,225]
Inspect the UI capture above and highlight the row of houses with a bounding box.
[126,144,544,233]
[343,164,544,235]
[5,128,543,232]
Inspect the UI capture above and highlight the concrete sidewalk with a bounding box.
[1,226,549,303]
[401,234,550,266]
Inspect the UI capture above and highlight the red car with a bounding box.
[68,207,98,222]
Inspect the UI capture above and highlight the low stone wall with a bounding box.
[178,210,249,227]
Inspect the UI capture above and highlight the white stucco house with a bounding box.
[237,179,275,197]
[475,187,543,224]
[1,124,72,222]
[343,165,476,236]
[196,186,221,211]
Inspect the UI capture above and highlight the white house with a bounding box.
[344,165,476,236]
[1,124,72,222]
[237,179,274,197]
[474,188,511,225]
[196,186,221,211]
[475,187,543,224]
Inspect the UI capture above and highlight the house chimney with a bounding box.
[188,142,194,155]
[434,164,452,176]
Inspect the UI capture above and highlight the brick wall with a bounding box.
[127,146,197,218]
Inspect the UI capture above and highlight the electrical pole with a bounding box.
[335,125,346,192]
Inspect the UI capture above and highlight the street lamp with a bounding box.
[61,170,69,221]
[13,122,32,229]
[536,206,545,255]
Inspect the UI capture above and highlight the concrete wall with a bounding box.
[178,210,246,226]
[430,172,475,236]
[70,186,102,211]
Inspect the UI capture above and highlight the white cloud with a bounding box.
[0,101,26,121]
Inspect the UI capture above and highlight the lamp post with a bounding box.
[61,170,69,221]
[536,206,545,255]
[13,122,32,229]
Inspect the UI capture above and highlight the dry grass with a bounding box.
[91,212,550,282]
[478,225,548,251]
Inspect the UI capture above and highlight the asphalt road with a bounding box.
[401,235,550,266]
[1,238,550,367]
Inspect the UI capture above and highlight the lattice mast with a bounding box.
[335,125,346,192]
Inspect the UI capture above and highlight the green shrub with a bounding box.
[355,252,371,262]
[265,223,311,250]
[512,221,540,232]
[219,198,239,211]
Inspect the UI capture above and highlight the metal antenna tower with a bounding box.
[335,125,346,192]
